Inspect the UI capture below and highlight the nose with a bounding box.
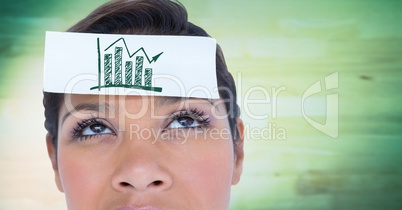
[111,142,173,192]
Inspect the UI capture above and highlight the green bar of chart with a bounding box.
[104,54,112,85]
[134,56,143,86]
[125,61,133,85]
[114,47,123,85]
[144,68,152,87]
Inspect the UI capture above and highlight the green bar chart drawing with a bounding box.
[134,56,143,86]
[104,54,112,85]
[125,61,133,85]
[114,47,123,85]
[91,37,163,92]
[144,68,152,87]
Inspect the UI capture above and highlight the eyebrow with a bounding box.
[61,103,111,126]
[155,97,216,107]
[61,97,216,125]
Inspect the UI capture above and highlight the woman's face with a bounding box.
[47,94,244,210]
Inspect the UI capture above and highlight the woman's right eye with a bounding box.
[82,123,113,136]
[72,118,115,141]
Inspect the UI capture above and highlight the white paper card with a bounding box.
[44,31,219,99]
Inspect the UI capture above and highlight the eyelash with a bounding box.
[72,118,115,141]
[166,108,211,130]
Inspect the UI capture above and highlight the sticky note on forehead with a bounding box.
[44,31,219,99]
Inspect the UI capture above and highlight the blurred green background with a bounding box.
[1,0,402,209]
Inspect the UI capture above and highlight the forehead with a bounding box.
[60,94,225,117]
[63,94,218,107]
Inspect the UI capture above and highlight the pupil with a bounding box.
[90,124,106,133]
[178,117,194,126]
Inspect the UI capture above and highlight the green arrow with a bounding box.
[104,38,163,64]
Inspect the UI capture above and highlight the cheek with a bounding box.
[179,141,235,207]
[57,150,108,208]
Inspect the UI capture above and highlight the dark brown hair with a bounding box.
[43,0,240,148]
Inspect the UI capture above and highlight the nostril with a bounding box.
[120,180,162,188]
[153,180,163,186]
[120,182,131,187]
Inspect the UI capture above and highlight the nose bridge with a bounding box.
[126,120,158,144]
[112,131,172,192]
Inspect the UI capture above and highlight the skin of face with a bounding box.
[46,94,244,210]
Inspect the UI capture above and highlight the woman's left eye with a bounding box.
[167,116,200,129]
[165,109,210,130]
[82,123,113,136]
